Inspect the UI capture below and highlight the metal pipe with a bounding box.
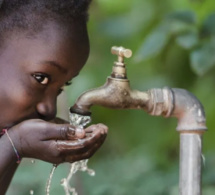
[179,132,202,195]
[69,46,207,194]
[171,88,206,131]
[70,77,150,115]
[148,88,206,195]
[170,88,206,195]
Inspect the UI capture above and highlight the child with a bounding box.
[0,0,108,194]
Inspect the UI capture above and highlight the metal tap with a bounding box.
[70,46,150,116]
[70,46,207,195]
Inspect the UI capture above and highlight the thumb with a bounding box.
[43,122,85,140]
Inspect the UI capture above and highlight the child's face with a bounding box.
[0,21,89,129]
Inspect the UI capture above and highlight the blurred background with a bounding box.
[8,0,215,194]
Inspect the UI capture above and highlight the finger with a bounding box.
[74,127,85,139]
[47,128,107,163]
[85,123,108,133]
[42,123,85,140]
[65,133,107,162]
[55,128,107,153]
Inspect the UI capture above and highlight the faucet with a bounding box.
[70,46,150,116]
[70,46,207,195]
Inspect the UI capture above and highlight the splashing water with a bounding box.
[46,112,94,195]
[69,112,91,128]
[61,159,95,195]
[45,164,57,195]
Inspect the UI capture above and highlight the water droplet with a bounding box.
[198,109,202,117]
[88,169,95,176]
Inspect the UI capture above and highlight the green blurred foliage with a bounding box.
[8,0,215,194]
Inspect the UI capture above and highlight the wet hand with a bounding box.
[8,119,108,164]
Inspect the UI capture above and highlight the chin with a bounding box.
[4,122,18,129]
[3,113,40,129]
[5,118,28,129]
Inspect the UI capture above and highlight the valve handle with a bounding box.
[110,46,132,79]
[111,46,132,60]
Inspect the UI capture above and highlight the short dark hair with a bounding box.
[0,0,92,38]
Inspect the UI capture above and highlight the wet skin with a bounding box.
[0,21,108,193]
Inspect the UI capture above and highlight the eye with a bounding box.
[58,88,64,95]
[32,73,50,85]
[65,81,72,86]
[58,81,72,95]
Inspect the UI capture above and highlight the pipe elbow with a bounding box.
[171,88,207,132]
[148,87,207,131]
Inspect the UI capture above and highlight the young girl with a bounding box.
[0,0,108,193]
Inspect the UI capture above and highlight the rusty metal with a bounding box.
[70,46,207,195]
[70,46,149,115]
[147,87,206,195]
[70,77,150,115]
[148,88,207,131]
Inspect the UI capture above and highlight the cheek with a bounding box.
[2,78,37,112]
[0,87,35,125]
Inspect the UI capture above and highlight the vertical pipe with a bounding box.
[179,132,202,195]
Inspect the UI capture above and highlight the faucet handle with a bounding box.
[110,46,132,79]
[111,46,132,63]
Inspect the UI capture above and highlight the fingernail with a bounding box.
[75,127,85,139]
[68,127,75,136]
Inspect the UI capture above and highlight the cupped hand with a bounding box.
[8,119,108,164]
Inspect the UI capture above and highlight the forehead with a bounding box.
[0,21,89,78]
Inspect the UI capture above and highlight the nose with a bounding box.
[36,95,57,121]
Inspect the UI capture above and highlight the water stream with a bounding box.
[46,112,94,195]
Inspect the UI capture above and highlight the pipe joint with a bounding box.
[148,87,207,132]
[171,88,207,132]
[148,87,174,117]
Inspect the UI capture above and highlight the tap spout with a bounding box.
[70,77,150,115]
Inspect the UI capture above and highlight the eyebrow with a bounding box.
[42,60,67,74]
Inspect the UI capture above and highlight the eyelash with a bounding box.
[65,81,72,86]
[58,81,72,95]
